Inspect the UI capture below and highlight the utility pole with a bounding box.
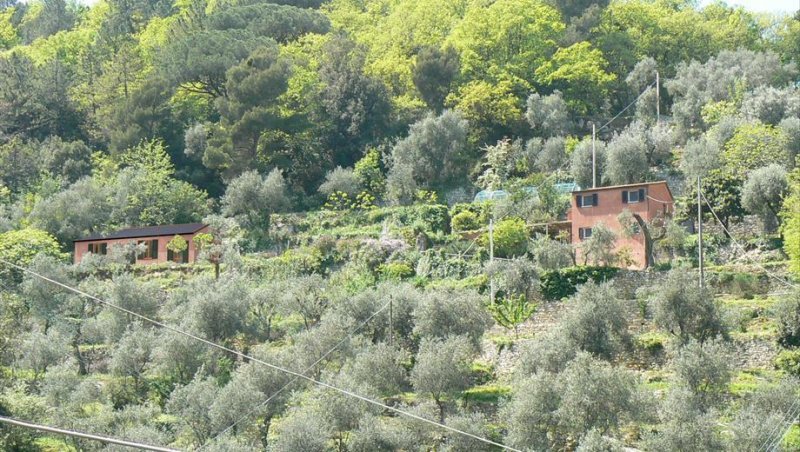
[388,295,394,347]
[697,176,704,288]
[489,216,495,304]
[655,70,660,123]
[592,121,597,188]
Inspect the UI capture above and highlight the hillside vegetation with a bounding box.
[3,0,800,450]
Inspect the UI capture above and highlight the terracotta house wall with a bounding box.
[567,182,673,269]
[74,226,209,265]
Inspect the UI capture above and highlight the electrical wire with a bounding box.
[598,81,657,131]
[0,259,521,452]
[0,416,179,452]
[700,192,798,290]
[196,297,394,451]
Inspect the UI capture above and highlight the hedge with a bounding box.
[540,266,620,300]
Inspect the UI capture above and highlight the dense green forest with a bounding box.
[4,0,800,450]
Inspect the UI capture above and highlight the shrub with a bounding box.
[775,292,800,348]
[378,262,414,280]
[451,210,480,232]
[481,217,529,258]
[539,266,619,300]
[319,166,361,197]
[775,349,800,376]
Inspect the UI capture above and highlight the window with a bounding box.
[576,193,598,207]
[167,247,189,264]
[88,242,107,255]
[622,188,646,204]
[137,240,159,260]
[579,227,593,240]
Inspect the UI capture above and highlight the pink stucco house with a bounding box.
[567,181,675,269]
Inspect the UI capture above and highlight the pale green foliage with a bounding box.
[21,254,74,332]
[318,166,361,197]
[100,273,161,341]
[666,49,796,130]
[536,136,567,173]
[411,335,474,420]
[29,177,113,244]
[670,339,732,411]
[579,222,617,266]
[280,274,328,331]
[576,429,624,452]
[485,256,539,300]
[518,283,629,375]
[387,110,469,203]
[504,353,640,450]
[412,288,492,346]
[167,375,220,445]
[221,168,290,244]
[442,412,494,452]
[681,136,720,179]
[340,343,408,397]
[741,164,788,232]
[644,386,724,451]
[109,324,156,389]
[741,86,800,126]
[571,137,606,188]
[530,235,574,271]
[271,405,332,452]
[649,270,726,343]
[16,329,69,378]
[605,123,649,185]
[526,90,571,137]
[729,378,800,451]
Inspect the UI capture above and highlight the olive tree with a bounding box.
[571,137,606,188]
[741,164,788,232]
[167,376,221,446]
[643,387,725,452]
[670,339,732,411]
[318,166,361,198]
[411,335,474,422]
[271,405,332,452]
[526,90,572,137]
[605,124,649,186]
[386,110,469,203]
[579,222,617,266]
[648,270,726,343]
[412,289,492,347]
[221,169,290,246]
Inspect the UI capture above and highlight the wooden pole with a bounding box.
[592,123,597,188]
[698,176,704,288]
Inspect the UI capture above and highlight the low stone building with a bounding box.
[73,223,209,265]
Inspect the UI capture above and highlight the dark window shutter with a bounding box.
[639,188,645,201]
[150,240,158,259]
[592,193,598,206]
[167,249,174,262]
[622,191,628,203]
[100,243,107,255]
[182,248,189,263]
[137,241,145,259]
[576,195,582,206]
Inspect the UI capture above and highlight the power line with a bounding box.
[699,192,798,290]
[0,416,179,452]
[0,259,521,452]
[598,81,657,132]
[196,297,395,451]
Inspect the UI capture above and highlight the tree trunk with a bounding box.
[632,214,654,269]
[259,415,272,449]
